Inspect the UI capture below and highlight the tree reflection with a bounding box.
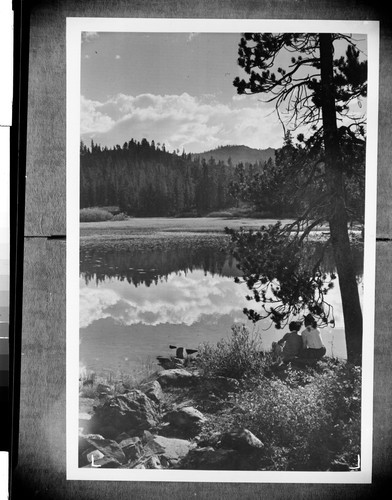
[80,240,363,288]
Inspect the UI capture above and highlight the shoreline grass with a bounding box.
[79,357,159,400]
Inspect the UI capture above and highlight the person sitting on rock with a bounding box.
[299,314,326,360]
[272,321,303,364]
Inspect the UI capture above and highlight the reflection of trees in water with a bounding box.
[80,240,363,287]
[80,244,241,287]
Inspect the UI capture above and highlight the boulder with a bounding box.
[220,428,264,452]
[140,380,163,404]
[156,356,176,370]
[89,390,160,438]
[118,436,143,461]
[85,437,127,464]
[86,449,104,463]
[157,356,184,370]
[157,369,196,388]
[114,432,131,443]
[79,434,105,455]
[79,436,126,467]
[144,435,194,464]
[164,406,206,436]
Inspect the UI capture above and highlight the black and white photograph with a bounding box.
[66,18,379,481]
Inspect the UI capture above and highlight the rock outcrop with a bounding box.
[220,428,264,451]
[80,436,127,468]
[157,368,196,388]
[79,366,266,471]
[89,389,160,439]
[163,406,206,437]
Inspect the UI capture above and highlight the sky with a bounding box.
[80,32,367,154]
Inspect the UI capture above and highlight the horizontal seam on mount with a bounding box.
[24,235,66,240]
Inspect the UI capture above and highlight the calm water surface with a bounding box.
[79,240,363,375]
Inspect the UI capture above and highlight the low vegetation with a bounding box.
[80,207,128,223]
[80,324,361,471]
[195,325,361,471]
[79,357,157,399]
[197,324,266,380]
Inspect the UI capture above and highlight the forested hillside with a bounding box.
[80,139,269,217]
[193,145,275,166]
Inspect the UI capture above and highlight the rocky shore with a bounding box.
[79,366,264,470]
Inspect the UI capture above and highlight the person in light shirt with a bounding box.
[300,313,327,360]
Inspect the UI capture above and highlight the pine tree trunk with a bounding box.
[319,34,363,364]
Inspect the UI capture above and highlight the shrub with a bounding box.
[227,360,361,470]
[111,212,128,221]
[197,324,268,380]
[80,207,113,222]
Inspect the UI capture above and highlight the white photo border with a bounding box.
[66,17,379,483]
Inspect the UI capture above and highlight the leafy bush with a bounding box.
[195,333,361,471]
[227,360,361,470]
[80,207,113,222]
[197,324,269,380]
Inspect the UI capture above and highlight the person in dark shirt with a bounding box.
[273,321,303,363]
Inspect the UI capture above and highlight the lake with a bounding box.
[79,219,364,376]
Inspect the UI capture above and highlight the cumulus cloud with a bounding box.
[80,92,284,152]
[80,95,115,134]
[79,271,250,329]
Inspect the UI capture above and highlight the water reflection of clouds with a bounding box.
[79,285,119,327]
[80,270,361,360]
[80,270,357,331]
[80,271,250,328]
[80,270,362,360]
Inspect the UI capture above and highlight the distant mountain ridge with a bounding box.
[193,145,275,166]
